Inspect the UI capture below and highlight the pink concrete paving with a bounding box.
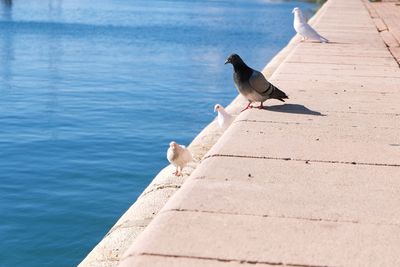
[123,211,400,266]
[163,158,400,225]
[126,254,282,267]
[366,0,400,63]
[119,0,400,266]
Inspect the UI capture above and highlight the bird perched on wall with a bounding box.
[214,104,234,130]
[225,54,288,111]
[292,7,328,43]
[167,141,193,176]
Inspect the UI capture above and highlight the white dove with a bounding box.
[167,141,193,176]
[292,7,328,43]
[214,104,234,130]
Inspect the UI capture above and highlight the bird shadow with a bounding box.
[305,41,349,45]
[264,104,325,116]
[325,41,350,45]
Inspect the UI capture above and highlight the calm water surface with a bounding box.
[0,0,317,266]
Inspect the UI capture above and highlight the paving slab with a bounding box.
[286,54,398,66]
[205,120,400,166]
[315,32,384,45]
[239,106,400,129]
[124,254,278,267]
[273,72,400,84]
[276,61,400,78]
[372,18,388,32]
[273,79,400,94]
[389,46,400,62]
[122,211,400,267]
[371,2,400,44]
[275,90,400,114]
[291,44,392,57]
[380,30,399,47]
[163,157,400,225]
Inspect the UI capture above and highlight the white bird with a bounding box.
[292,7,328,43]
[214,104,234,130]
[167,141,193,176]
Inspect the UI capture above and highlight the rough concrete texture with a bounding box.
[123,211,400,267]
[365,0,400,64]
[119,0,400,266]
[78,1,321,266]
[125,254,283,267]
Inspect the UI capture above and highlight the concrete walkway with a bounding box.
[365,0,400,63]
[119,0,400,266]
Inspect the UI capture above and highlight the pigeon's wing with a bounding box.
[300,23,327,41]
[299,12,307,23]
[217,113,225,128]
[181,147,193,163]
[249,70,288,101]
[233,72,241,89]
[219,112,234,130]
[248,70,275,96]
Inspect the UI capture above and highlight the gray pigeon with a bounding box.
[225,54,288,111]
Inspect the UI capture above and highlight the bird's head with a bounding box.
[224,54,244,66]
[292,7,300,14]
[214,104,224,112]
[169,141,177,150]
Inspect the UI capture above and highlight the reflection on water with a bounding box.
[0,0,13,91]
[1,0,11,20]
[0,1,319,267]
[2,0,12,7]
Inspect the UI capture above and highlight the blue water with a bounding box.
[0,0,318,266]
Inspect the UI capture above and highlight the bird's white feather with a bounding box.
[167,143,192,169]
[215,104,235,130]
[218,110,234,130]
[293,8,328,43]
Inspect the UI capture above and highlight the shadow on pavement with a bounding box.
[266,103,325,116]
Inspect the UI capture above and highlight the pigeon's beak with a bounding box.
[224,59,230,65]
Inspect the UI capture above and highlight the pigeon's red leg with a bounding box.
[177,167,183,176]
[173,167,179,176]
[257,102,264,109]
[241,102,253,112]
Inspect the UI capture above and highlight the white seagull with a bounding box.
[167,141,193,176]
[292,7,328,43]
[214,104,234,130]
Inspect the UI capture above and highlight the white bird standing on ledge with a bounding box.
[293,7,328,43]
[214,104,234,130]
[167,141,193,176]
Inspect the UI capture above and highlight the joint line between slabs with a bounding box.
[277,72,400,79]
[203,154,400,167]
[161,208,400,227]
[285,60,396,67]
[326,110,400,116]
[127,252,335,267]
[234,119,399,130]
[362,0,400,67]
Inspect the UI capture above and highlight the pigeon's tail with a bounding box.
[270,85,288,102]
[319,36,329,43]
